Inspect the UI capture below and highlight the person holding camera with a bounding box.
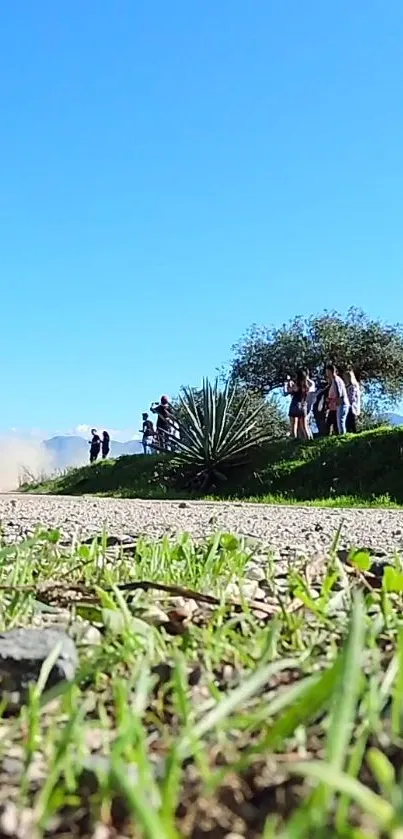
[150,395,172,451]
[284,370,311,439]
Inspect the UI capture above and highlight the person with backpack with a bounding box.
[140,413,155,454]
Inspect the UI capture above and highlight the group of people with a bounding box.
[140,395,180,454]
[88,370,361,464]
[284,364,361,439]
[87,397,180,464]
[89,429,110,462]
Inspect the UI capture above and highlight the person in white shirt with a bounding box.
[306,371,316,439]
[343,370,361,433]
[284,370,311,439]
[325,364,349,434]
[170,419,180,452]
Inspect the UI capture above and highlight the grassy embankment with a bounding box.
[24,427,403,507]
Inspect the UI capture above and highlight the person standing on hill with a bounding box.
[325,384,339,436]
[170,418,180,452]
[285,370,310,439]
[140,413,155,454]
[313,380,330,436]
[151,395,172,450]
[343,370,361,433]
[325,364,349,434]
[89,429,101,463]
[102,431,110,459]
[305,371,316,439]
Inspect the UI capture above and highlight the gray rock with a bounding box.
[0,628,77,708]
[0,756,23,779]
[245,561,267,581]
[73,623,103,646]
[225,580,264,600]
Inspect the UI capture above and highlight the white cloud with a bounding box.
[3,425,141,442]
[71,425,140,442]
[75,424,92,435]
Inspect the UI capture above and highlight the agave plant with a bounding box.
[173,378,270,489]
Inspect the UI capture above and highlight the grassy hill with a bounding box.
[23,426,403,505]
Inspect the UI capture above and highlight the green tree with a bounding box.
[230,308,403,406]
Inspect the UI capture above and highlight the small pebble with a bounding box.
[245,562,266,581]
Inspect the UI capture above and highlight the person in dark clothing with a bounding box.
[326,407,339,436]
[151,395,172,451]
[89,429,101,463]
[313,382,330,437]
[140,413,155,454]
[102,431,110,459]
[285,370,310,439]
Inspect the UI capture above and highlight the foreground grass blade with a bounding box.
[392,627,403,736]
[257,659,341,751]
[110,761,178,839]
[289,761,394,828]
[177,657,299,759]
[310,595,366,817]
[36,641,63,696]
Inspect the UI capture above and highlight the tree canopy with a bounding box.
[230,308,403,406]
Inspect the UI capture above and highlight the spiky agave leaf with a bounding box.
[173,378,270,486]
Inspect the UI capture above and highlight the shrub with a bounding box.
[174,378,271,489]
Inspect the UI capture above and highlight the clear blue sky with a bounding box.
[1,0,403,436]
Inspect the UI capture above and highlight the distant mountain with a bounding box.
[43,435,143,470]
[384,413,403,427]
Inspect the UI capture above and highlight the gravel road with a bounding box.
[1,494,403,557]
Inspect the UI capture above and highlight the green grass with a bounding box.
[207,493,402,508]
[25,426,403,506]
[2,527,403,836]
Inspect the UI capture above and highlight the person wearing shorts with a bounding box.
[140,413,155,454]
[285,370,310,439]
